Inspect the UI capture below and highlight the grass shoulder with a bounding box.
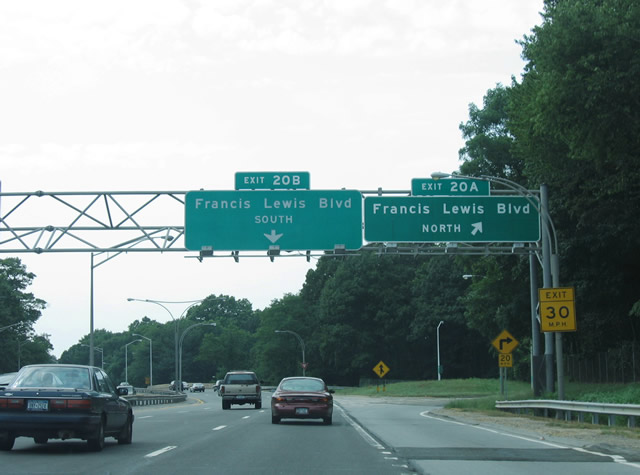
[334,379,640,410]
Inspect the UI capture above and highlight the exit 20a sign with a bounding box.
[539,287,577,332]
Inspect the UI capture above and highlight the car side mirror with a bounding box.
[328,389,335,394]
[118,387,129,396]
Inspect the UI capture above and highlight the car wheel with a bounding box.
[34,437,48,444]
[323,416,332,425]
[0,435,15,451]
[222,400,230,410]
[87,418,105,451]
[271,415,280,424]
[117,414,133,445]
[255,401,262,409]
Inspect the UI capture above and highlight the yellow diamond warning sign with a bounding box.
[373,360,390,378]
[491,330,519,354]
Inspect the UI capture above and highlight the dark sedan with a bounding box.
[0,364,133,451]
[271,377,334,425]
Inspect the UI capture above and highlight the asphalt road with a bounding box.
[2,391,639,474]
[0,390,409,475]
[338,395,640,475]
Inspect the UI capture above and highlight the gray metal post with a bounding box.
[530,247,542,396]
[89,253,95,367]
[552,254,565,399]
[437,321,444,381]
[541,184,554,394]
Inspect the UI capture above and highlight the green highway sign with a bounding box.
[364,196,540,243]
[235,172,310,190]
[411,178,489,196]
[185,190,363,251]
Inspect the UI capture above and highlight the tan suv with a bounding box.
[219,371,262,410]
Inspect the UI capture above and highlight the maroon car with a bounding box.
[271,377,334,425]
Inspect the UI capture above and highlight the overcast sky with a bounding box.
[1,0,544,358]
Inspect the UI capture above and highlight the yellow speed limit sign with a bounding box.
[539,287,577,332]
[499,354,513,368]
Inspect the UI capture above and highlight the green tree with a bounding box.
[510,0,640,353]
[0,258,50,372]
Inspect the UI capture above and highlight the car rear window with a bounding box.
[280,379,325,392]
[225,374,257,384]
[11,367,91,389]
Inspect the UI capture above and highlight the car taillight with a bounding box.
[66,399,92,410]
[256,385,261,392]
[50,399,92,410]
[220,386,224,395]
[0,398,25,409]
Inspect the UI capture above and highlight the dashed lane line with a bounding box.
[145,446,177,458]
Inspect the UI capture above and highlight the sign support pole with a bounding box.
[541,184,555,395]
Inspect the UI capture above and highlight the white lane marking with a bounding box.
[212,425,227,431]
[145,446,177,458]
[136,415,152,419]
[419,411,640,470]
[242,416,250,419]
[335,404,384,450]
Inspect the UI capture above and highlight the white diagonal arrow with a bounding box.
[264,230,283,243]
[471,222,483,236]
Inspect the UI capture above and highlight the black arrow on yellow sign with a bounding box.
[499,336,513,351]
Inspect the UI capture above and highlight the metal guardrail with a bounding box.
[495,399,640,428]
[123,389,187,407]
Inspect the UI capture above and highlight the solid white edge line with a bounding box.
[419,410,640,470]
[145,446,177,458]
[335,404,385,450]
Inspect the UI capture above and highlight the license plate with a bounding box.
[27,399,49,412]
[236,395,245,399]
[295,407,309,415]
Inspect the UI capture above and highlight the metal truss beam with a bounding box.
[0,190,540,259]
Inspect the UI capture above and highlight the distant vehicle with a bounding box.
[219,371,261,409]
[117,382,135,395]
[271,376,334,425]
[213,380,222,393]
[0,373,17,390]
[169,381,188,391]
[0,364,133,451]
[190,383,205,392]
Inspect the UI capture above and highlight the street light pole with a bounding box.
[178,323,216,388]
[275,330,306,376]
[127,298,203,392]
[0,322,21,333]
[133,333,152,388]
[437,321,444,381]
[17,339,30,370]
[124,339,141,383]
[81,344,104,369]
[90,251,124,367]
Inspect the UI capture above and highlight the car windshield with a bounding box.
[11,367,91,389]
[280,379,326,392]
